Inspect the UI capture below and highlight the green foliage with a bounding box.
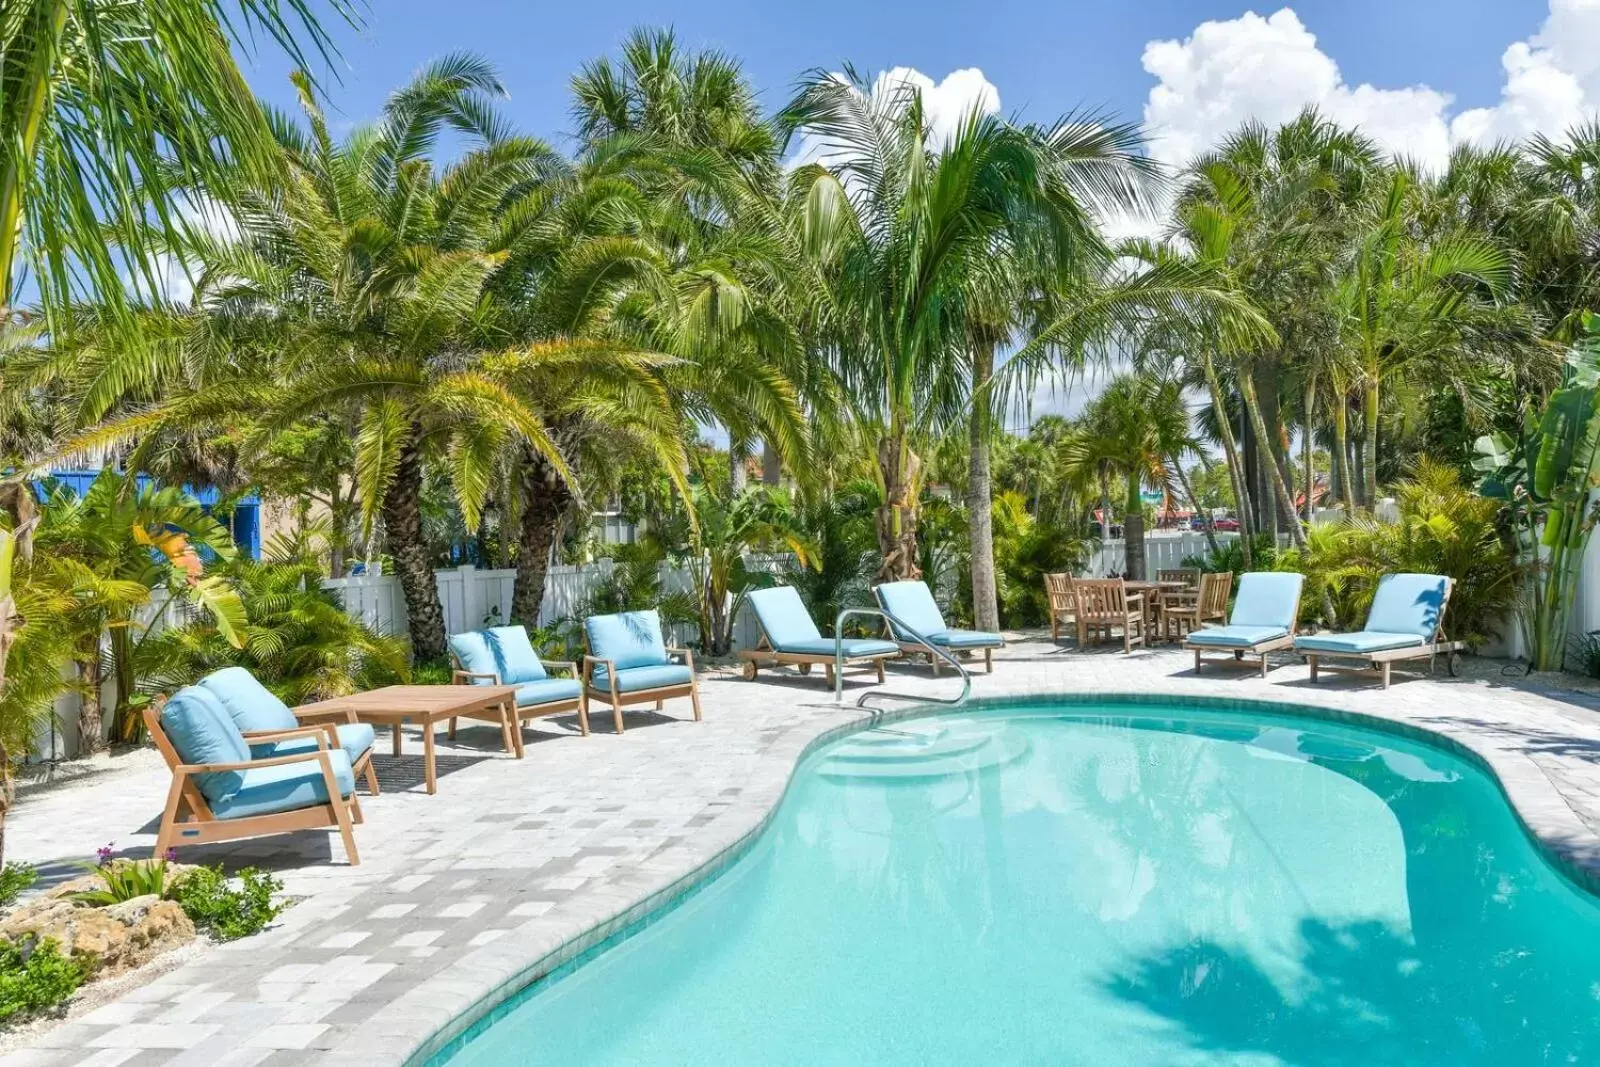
[0,937,85,1024]
[1571,632,1600,679]
[70,857,174,907]
[787,482,879,633]
[1183,535,1280,577]
[143,556,409,704]
[173,866,288,942]
[989,492,1094,627]
[0,864,37,910]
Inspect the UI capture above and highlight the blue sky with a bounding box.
[245,1,1554,159]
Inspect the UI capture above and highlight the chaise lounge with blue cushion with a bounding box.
[145,680,363,864]
[582,609,701,733]
[1293,573,1463,688]
[1184,571,1304,678]
[873,580,1005,674]
[738,585,900,685]
[449,625,588,742]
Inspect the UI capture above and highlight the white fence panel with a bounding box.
[1087,532,1233,577]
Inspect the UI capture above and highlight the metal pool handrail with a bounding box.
[834,606,971,709]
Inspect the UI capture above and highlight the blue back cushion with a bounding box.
[1365,573,1447,638]
[449,626,547,685]
[585,610,668,669]
[1229,572,1304,629]
[747,587,821,649]
[875,581,946,640]
[198,666,296,734]
[160,686,250,803]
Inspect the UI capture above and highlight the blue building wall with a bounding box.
[41,470,262,560]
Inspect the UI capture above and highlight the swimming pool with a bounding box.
[432,701,1600,1065]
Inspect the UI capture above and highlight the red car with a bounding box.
[1212,517,1241,532]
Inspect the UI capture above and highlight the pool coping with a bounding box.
[349,687,1600,1067]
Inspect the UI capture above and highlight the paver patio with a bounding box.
[7,635,1600,1065]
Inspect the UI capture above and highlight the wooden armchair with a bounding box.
[1073,578,1145,654]
[448,625,589,738]
[1162,570,1233,641]
[581,610,702,733]
[1044,573,1077,643]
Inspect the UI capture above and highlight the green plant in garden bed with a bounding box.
[0,937,85,1025]
[69,851,175,907]
[173,867,287,942]
[0,864,37,910]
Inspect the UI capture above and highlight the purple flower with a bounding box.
[162,848,178,863]
[95,843,114,866]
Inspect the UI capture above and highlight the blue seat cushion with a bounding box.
[927,628,1004,649]
[449,626,547,685]
[875,581,947,642]
[585,610,669,670]
[160,686,251,804]
[747,586,823,649]
[198,666,296,734]
[514,678,583,708]
[1294,631,1426,655]
[590,663,693,694]
[1187,624,1291,649]
[259,723,376,766]
[1228,573,1304,630]
[211,749,355,821]
[776,637,901,657]
[1364,573,1448,639]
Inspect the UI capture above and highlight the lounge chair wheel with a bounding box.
[798,663,812,676]
[1447,652,1462,677]
[741,661,758,681]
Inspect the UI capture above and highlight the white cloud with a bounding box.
[1450,0,1599,144]
[791,66,1001,169]
[1140,8,1453,171]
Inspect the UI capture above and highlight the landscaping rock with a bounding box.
[0,880,196,977]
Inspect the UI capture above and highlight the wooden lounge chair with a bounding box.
[1044,573,1077,643]
[873,580,1004,674]
[1072,578,1145,653]
[582,609,701,733]
[146,684,362,865]
[449,625,589,737]
[737,586,899,685]
[196,666,378,795]
[1161,571,1232,642]
[1184,572,1304,677]
[1294,573,1465,688]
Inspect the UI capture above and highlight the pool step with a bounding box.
[817,724,1030,780]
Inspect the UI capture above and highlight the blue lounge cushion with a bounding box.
[261,723,376,765]
[198,666,296,734]
[211,748,355,821]
[747,586,823,649]
[1228,573,1304,629]
[1187,624,1291,649]
[875,581,948,641]
[160,686,252,804]
[1294,631,1426,655]
[927,628,1004,649]
[514,678,583,708]
[1363,573,1448,639]
[585,610,669,670]
[777,637,901,657]
[590,663,693,694]
[449,626,547,685]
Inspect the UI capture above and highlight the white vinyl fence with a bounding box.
[1084,532,1235,577]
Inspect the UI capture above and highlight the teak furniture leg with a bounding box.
[576,692,591,736]
[392,723,403,757]
[1308,655,1320,682]
[690,685,702,721]
[423,719,437,795]
[876,658,886,683]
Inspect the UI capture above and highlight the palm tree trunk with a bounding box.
[75,635,105,756]
[728,437,747,494]
[382,434,448,663]
[1123,472,1147,580]
[1362,381,1380,509]
[874,429,922,583]
[1172,457,1220,556]
[761,441,782,486]
[1238,372,1308,552]
[967,342,1000,631]
[1303,374,1317,526]
[511,445,572,628]
[1199,355,1253,567]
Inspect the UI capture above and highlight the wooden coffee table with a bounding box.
[295,685,519,794]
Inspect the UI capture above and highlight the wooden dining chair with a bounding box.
[1162,570,1233,641]
[1044,573,1077,642]
[1156,567,1202,590]
[1072,578,1145,654]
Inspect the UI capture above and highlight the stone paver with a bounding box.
[9,637,1600,1064]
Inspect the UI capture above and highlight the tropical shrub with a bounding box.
[144,556,409,705]
[988,492,1094,627]
[173,866,287,942]
[787,483,879,634]
[0,863,36,909]
[70,855,175,906]
[0,937,84,1024]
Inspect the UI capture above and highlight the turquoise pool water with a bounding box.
[435,703,1600,1065]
